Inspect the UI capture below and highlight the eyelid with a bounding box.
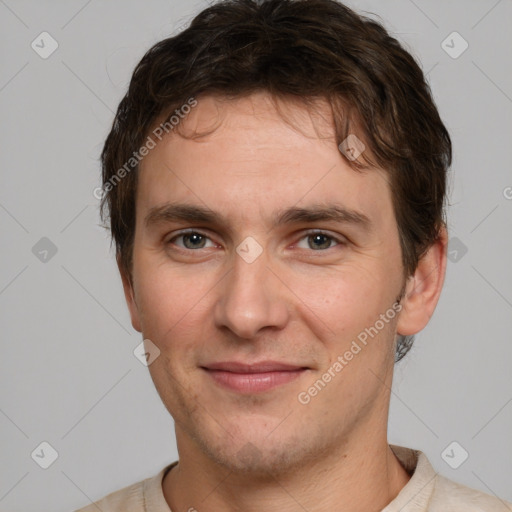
[166,228,218,249]
[293,229,346,248]
[300,228,345,240]
[166,228,346,251]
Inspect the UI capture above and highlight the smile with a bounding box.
[202,361,308,393]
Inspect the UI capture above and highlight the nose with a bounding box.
[213,246,290,340]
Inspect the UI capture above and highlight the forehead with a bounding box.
[136,93,393,229]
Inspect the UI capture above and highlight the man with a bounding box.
[77,0,511,510]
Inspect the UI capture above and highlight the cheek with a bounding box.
[133,257,216,346]
[289,263,401,372]
[292,265,388,331]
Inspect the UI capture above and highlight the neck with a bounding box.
[162,431,411,512]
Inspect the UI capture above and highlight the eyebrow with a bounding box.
[144,203,372,232]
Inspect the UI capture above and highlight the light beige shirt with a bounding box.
[74,445,512,511]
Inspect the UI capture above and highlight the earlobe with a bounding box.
[396,226,448,336]
[117,255,142,333]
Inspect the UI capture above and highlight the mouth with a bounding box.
[201,361,309,393]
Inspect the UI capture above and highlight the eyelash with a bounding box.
[166,229,346,253]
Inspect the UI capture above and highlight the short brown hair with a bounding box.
[100,0,451,361]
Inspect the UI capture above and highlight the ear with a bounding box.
[396,225,448,336]
[117,255,142,333]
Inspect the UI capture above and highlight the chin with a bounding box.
[205,440,305,476]
[190,417,330,477]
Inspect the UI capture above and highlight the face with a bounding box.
[120,92,438,474]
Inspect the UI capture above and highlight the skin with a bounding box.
[119,92,447,512]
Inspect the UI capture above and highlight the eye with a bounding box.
[168,231,216,250]
[295,231,343,251]
[166,229,344,253]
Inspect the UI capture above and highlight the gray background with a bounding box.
[0,0,511,510]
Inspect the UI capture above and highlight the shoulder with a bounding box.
[73,463,176,512]
[387,445,511,512]
[73,478,145,512]
[429,474,512,511]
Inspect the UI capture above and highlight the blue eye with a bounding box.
[296,231,341,251]
[167,230,343,252]
[170,232,215,250]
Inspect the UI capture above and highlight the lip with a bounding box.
[202,361,308,393]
